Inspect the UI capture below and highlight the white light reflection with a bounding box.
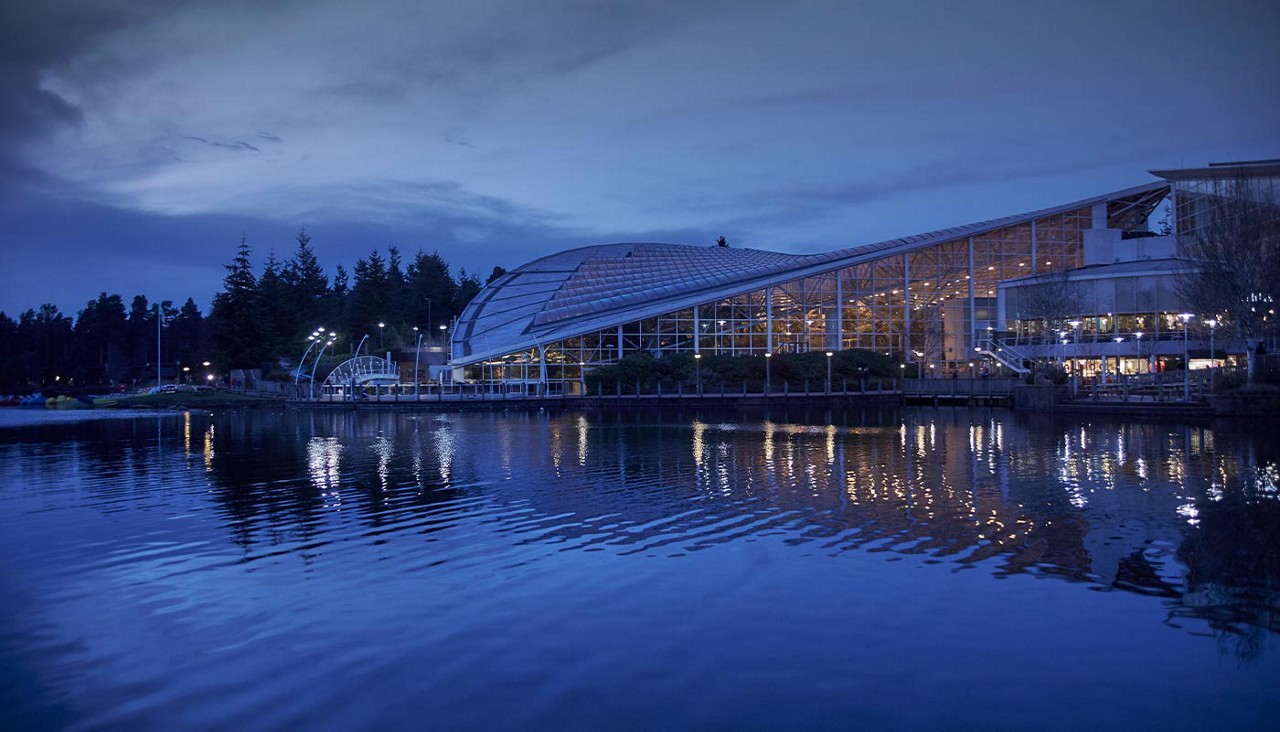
[1249,462,1279,497]
[692,419,706,468]
[203,424,215,471]
[550,421,563,473]
[307,436,343,509]
[371,433,394,491]
[1175,502,1200,526]
[433,427,455,484]
[577,415,589,466]
[763,421,775,469]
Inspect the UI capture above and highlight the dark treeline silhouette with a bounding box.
[0,230,506,391]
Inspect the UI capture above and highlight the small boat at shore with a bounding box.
[19,393,46,407]
[47,395,90,409]
[82,395,121,408]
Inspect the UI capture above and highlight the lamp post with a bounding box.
[155,302,164,389]
[378,322,385,350]
[1179,312,1194,400]
[414,329,423,400]
[1205,318,1217,367]
[694,352,702,394]
[765,352,772,394]
[309,337,336,400]
[825,351,833,393]
[296,334,319,385]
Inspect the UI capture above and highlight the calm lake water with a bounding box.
[1,405,1277,730]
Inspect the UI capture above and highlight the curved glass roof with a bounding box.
[452,181,1169,365]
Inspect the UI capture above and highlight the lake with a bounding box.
[1,406,1277,730]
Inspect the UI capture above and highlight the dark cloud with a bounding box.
[0,1,174,188]
[0,178,580,316]
[183,136,261,153]
[1,0,1276,319]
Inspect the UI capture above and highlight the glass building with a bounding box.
[450,162,1279,389]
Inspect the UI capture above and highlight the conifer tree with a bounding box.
[283,229,330,342]
[210,239,269,369]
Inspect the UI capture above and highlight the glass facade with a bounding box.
[460,205,1117,388]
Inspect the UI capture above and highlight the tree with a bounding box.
[1176,174,1280,382]
[72,292,128,384]
[1011,270,1084,351]
[210,238,270,369]
[127,294,153,377]
[280,230,331,353]
[455,268,483,318]
[257,250,287,356]
[17,305,73,386]
[485,266,508,285]
[170,298,206,368]
[385,244,406,327]
[0,311,21,388]
[716,236,728,248]
[347,249,391,342]
[404,250,457,333]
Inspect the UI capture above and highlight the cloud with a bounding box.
[183,136,261,153]
[2,0,1278,316]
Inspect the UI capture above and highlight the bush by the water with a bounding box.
[583,349,898,391]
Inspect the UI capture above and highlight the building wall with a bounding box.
[464,207,1096,384]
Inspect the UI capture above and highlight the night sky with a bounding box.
[2,0,1277,317]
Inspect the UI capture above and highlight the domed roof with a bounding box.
[452,242,806,361]
[450,181,1170,364]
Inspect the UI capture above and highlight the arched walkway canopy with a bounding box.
[322,356,399,391]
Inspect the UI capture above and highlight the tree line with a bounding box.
[0,230,505,391]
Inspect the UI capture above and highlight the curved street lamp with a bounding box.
[414,329,424,400]
[309,337,337,400]
[295,335,320,385]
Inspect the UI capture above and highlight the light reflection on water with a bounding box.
[0,406,1277,730]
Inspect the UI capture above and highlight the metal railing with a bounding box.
[301,377,904,403]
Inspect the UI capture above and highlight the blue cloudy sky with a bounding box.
[2,0,1277,316]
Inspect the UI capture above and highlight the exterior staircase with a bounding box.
[976,334,1032,375]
